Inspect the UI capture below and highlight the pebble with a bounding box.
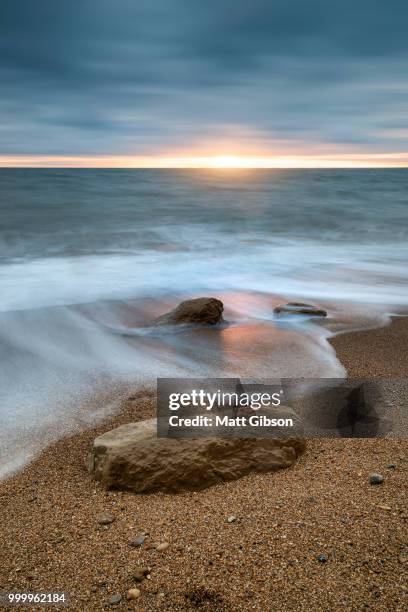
[127,588,141,600]
[133,567,150,582]
[129,535,146,547]
[369,473,384,485]
[108,594,122,605]
[98,515,116,525]
[156,542,169,551]
[227,515,236,523]
[306,496,316,503]
[317,554,328,563]
[386,464,396,470]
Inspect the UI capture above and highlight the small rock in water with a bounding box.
[155,297,224,326]
[129,535,146,547]
[370,473,384,485]
[317,554,328,563]
[156,542,170,551]
[108,594,122,606]
[98,515,116,525]
[133,567,150,582]
[274,302,327,317]
[127,588,141,600]
[227,515,236,523]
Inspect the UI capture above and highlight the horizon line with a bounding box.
[1,165,408,170]
[1,153,408,169]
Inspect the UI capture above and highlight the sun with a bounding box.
[212,155,246,168]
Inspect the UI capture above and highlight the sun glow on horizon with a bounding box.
[212,155,251,168]
[1,152,408,168]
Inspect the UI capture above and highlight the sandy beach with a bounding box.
[330,316,408,379]
[1,317,407,611]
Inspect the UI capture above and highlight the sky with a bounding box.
[1,0,408,167]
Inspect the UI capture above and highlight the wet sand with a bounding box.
[330,315,408,378]
[0,318,407,611]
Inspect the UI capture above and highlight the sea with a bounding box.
[1,168,407,476]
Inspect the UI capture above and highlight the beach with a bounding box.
[2,1,408,609]
[1,317,407,611]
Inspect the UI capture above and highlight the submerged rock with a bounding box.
[87,417,305,494]
[155,297,224,326]
[274,302,327,317]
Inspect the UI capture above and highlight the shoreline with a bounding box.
[0,292,354,481]
[1,317,407,610]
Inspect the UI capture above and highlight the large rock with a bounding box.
[87,415,305,494]
[274,302,327,317]
[155,297,224,326]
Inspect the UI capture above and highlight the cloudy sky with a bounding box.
[1,0,408,166]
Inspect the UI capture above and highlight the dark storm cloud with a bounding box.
[1,0,408,155]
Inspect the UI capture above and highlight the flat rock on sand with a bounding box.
[87,415,305,493]
[154,297,224,326]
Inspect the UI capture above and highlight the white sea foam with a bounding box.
[0,234,407,313]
